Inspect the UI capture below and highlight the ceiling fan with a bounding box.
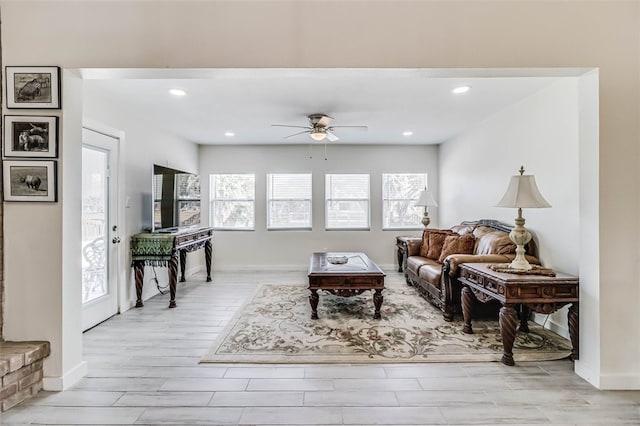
[272,114,368,142]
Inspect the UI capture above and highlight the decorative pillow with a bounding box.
[426,229,453,260]
[475,231,516,255]
[438,233,476,263]
[419,229,430,257]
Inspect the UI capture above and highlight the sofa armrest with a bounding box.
[406,237,423,256]
[444,253,541,276]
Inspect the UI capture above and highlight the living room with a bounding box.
[0,0,638,411]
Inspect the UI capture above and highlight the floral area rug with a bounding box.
[201,281,572,364]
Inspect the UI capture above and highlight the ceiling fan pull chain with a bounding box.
[309,143,313,159]
[324,141,328,161]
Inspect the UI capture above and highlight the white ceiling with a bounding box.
[82,68,572,145]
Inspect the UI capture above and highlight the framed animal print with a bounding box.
[2,160,57,202]
[5,66,61,109]
[3,115,58,158]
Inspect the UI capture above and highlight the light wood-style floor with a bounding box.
[3,270,639,425]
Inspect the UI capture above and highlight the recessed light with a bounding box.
[168,88,186,96]
[452,86,471,94]
[402,131,414,136]
[224,131,235,137]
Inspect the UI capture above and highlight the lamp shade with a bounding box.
[496,174,551,208]
[415,190,438,207]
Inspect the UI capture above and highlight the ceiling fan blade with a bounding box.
[272,124,312,129]
[284,130,311,139]
[326,131,339,142]
[317,115,333,127]
[328,125,368,130]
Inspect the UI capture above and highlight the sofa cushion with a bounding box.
[406,256,432,276]
[474,230,516,255]
[417,259,442,287]
[426,229,453,261]
[438,233,475,263]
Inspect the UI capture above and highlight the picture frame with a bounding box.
[3,160,57,202]
[3,115,58,158]
[5,66,61,109]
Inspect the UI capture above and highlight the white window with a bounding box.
[382,173,428,229]
[210,174,255,230]
[325,174,370,230]
[267,173,312,230]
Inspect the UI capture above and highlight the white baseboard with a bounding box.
[43,360,88,391]
[599,373,640,390]
[213,263,398,273]
[532,312,569,339]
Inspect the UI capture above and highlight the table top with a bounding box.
[308,252,385,276]
[460,262,578,283]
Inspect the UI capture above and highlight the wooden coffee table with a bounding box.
[307,252,385,319]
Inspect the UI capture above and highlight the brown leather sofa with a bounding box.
[402,219,540,321]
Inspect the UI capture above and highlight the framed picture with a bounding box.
[3,160,57,202]
[3,115,58,158]
[5,66,61,109]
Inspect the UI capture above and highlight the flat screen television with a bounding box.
[152,164,201,232]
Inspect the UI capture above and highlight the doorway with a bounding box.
[81,127,121,331]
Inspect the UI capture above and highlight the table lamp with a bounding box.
[415,189,438,228]
[495,166,551,270]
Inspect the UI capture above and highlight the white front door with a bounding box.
[81,128,120,331]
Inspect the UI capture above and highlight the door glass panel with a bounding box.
[82,147,108,303]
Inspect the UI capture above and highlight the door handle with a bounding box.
[112,237,121,244]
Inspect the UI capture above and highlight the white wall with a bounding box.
[83,82,201,307]
[199,144,438,270]
[440,78,580,336]
[1,0,638,389]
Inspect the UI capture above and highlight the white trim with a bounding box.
[43,361,88,391]
[532,313,569,340]
[598,374,640,390]
[83,119,127,315]
[212,263,396,273]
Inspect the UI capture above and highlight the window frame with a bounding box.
[325,173,371,231]
[209,173,256,231]
[382,172,428,230]
[266,172,313,231]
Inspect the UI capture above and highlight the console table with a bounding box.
[458,262,579,366]
[130,227,213,308]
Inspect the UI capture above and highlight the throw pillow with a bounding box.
[426,229,453,260]
[419,229,430,257]
[438,233,476,263]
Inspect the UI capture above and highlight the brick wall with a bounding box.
[0,341,50,412]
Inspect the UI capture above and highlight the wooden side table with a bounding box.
[458,262,579,366]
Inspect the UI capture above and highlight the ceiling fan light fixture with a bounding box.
[310,131,327,141]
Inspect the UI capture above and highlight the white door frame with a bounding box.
[83,119,128,315]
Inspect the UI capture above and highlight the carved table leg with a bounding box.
[499,304,519,366]
[568,302,579,360]
[168,251,179,308]
[309,289,319,319]
[519,304,530,333]
[134,261,145,308]
[179,249,187,282]
[205,239,213,282]
[373,289,383,319]
[461,286,476,334]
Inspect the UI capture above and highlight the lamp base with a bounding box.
[421,210,431,228]
[508,245,533,271]
[508,212,532,271]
